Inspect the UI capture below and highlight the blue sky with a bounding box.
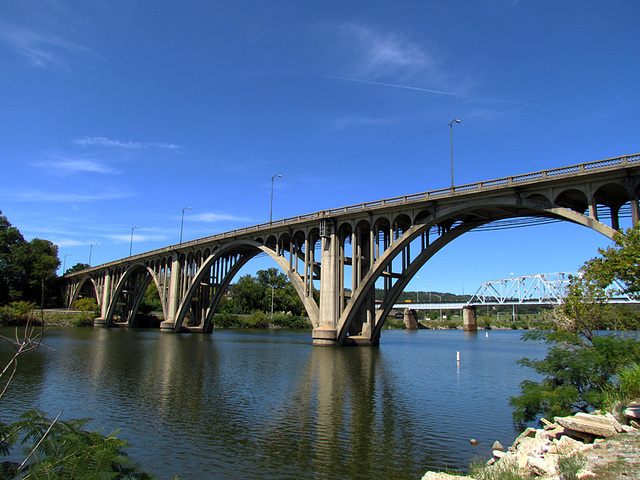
[1,1,638,295]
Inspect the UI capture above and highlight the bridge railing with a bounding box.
[65,153,640,277]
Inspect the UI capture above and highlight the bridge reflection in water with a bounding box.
[0,327,548,479]
[64,154,640,345]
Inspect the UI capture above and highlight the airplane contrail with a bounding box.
[325,75,459,96]
[325,75,524,105]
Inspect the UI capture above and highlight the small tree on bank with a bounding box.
[510,223,640,423]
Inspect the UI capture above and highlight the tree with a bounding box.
[0,212,26,305]
[0,212,60,307]
[510,223,640,423]
[66,263,90,275]
[229,268,306,316]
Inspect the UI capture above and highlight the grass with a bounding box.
[468,456,529,480]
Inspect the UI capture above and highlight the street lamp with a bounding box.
[180,207,191,244]
[449,119,461,191]
[63,253,71,275]
[270,174,282,223]
[129,226,140,256]
[89,243,98,266]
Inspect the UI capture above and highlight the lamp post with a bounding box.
[449,119,461,191]
[89,243,98,266]
[129,226,140,257]
[270,174,282,223]
[63,254,71,275]
[180,207,191,244]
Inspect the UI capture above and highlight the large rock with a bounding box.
[555,413,618,438]
[527,454,558,477]
[625,404,640,420]
[555,434,584,455]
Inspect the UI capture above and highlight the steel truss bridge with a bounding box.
[64,154,640,346]
[391,272,638,314]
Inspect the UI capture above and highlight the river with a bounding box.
[0,327,545,479]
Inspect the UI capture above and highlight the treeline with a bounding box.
[217,268,309,316]
[0,210,60,309]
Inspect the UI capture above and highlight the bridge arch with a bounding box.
[67,274,99,308]
[334,196,619,345]
[103,262,158,327]
[171,238,320,333]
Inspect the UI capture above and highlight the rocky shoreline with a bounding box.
[422,406,640,479]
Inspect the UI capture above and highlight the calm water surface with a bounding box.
[0,327,545,479]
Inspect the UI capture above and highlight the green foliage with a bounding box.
[0,302,39,326]
[511,327,640,423]
[245,311,270,328]
[511,224,640,423]
[66,263,90,275]
[138,283,162,315]
[270,312,309,329]
[0,211,60,307]
[230,268,305,316]
[74,298,98,313]
[603,362,640,414]
[383,317,405,329]
[69,312,96,327]
[210,312,310,329]
[211,312,242,328]
[1,409,154,479]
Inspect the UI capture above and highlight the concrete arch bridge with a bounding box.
[64,154,640,346]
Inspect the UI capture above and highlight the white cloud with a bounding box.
[37,157,119,175]
[52,237,86,247]
[73,136,181,150]
[9,190,134,202]
[105,233,167,243]
[0,20,92,69]
[191,212,251,223]
[337,23,433,79]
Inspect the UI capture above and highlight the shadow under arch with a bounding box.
[336,197,619,345]
[172,239,320,333]
[103,262,157,327]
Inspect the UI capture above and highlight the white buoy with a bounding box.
[486,331,489,338]
[457,351,460,363]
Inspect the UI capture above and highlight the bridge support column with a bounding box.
[314,225,339,346]
[161,255,181,332]
[94,271,111,328]
[404,309,419,329]
[463,305,477,331]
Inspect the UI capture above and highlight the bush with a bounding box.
[211,313,242,328]
[384,317,405,329]
[70,312,95,327]
[245,311,269,328]
[1,410,154,479]
[270,312,310,329]
[74,298,99,314]
[510,330,640,423]
[0,302,38,326]
[603,363,640,415]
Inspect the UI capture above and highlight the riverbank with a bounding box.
[421,410,640,479]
